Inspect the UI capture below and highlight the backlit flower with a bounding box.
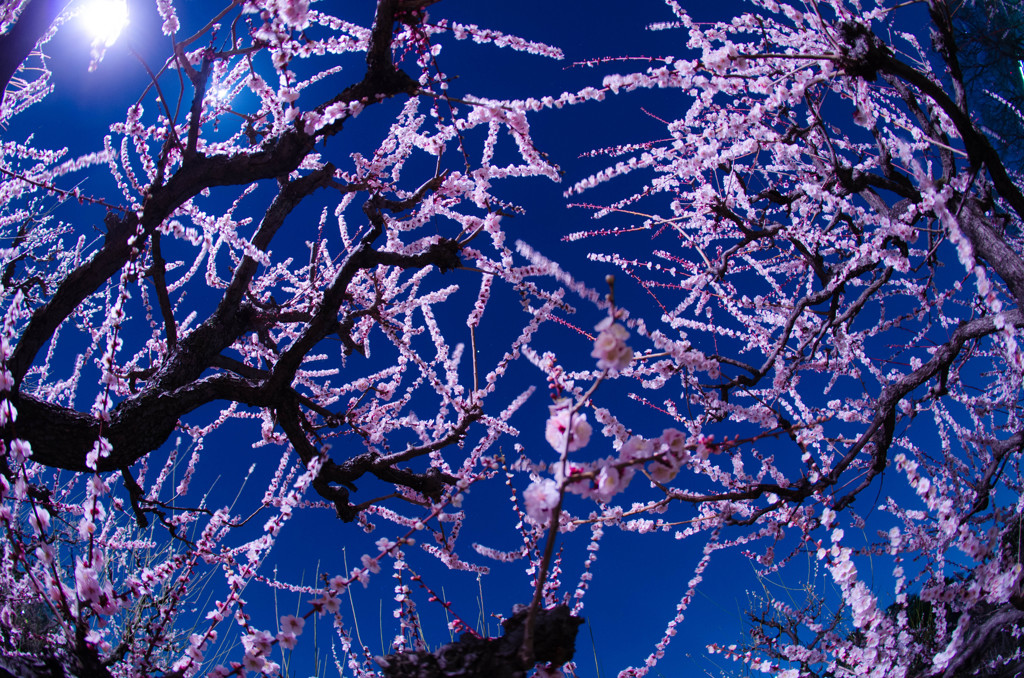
[280,614,304,636]
[545,402,592,452]
[591,317,633,373]
[361,553,381,574]
[524,478,560,526]
[648,454,680,484]
[241,629,273,658]
[594,464,627,502]
[278,0,309,29]
[277,631,298,650]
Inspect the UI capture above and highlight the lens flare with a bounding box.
[79,0,129,48]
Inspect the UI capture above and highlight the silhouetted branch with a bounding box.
[380,605,583,678]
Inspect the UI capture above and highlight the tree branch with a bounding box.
[0,0,69,105]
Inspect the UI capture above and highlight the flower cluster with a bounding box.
[240,629,278,674]
[544,401,593,452]
[523,477,560,525]
[591,317,633,373]
[277,614,304,650]
[530,307,722,520]
[647,431,715,484]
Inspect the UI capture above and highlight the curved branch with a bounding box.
[877,47,1024,221]
[0,0,68,105]
[958,198,1024,308]
[677,310,1024,525]
[17,371,266,472]
[832,309,1024,510]
[939,605,1024,678]
[9,0,421,387]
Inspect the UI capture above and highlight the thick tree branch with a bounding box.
[0,0,69,104]
[877,48,1024,220]
[18,372,267,472]
[958,198,1024,308]
[8,1,420,386]
[832,309,1024,510]
[7,1,443,483]
[380,605,582,678]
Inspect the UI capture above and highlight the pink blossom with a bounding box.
[831,559,857,585]
[594,464,627,502]
[591,318,633,373]
[277,0,310,30]
[658,428,689,461]
[523,478,560,525]
[848,583,878,628]
[186,634,206,662]
[75,559,102,604]
[280,614,304,636]
[277,631,298,650]
[0,399,17,425]
[84,629,109,652]
[155,0,178,34]
[86,437,112,471]
[619,435,653,462]
[545,402,593,452]
[361,553,381,574]
[242,629,273,658]
[28,507,50,535]
[8,438,31,463]
[648,454,679,484]
[242,652,265,673]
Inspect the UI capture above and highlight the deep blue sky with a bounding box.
[18,1,803,676]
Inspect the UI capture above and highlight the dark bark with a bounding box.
[0,0,69,105]
[4,0,467,522]
[380,605,583,678]
[0,641,113,678]
[937,605,1024,678]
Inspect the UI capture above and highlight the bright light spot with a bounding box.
[206,84,232,107]
[79,0,129,48]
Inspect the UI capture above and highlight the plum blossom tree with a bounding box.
[534,0,1024,675]
[2,0,1024,676]
[0,0,588,675]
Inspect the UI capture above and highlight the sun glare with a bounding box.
[79,0,129,47]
